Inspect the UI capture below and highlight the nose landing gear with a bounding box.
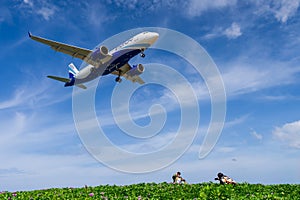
[115,76,122,83]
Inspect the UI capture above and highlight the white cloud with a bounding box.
[186,0,237,17]
[0,83,70,110]
[258,95,289,101]
[273,120,300,149]
[273,0,300,23]
[225,115,249,128]
[36,7,56,21]
[250,130,263,141]
[202,22,242,40]
[221,62,300,97]
[224,22,242,39]
[253,0,300,23]
[20,0,57,21]
[23,0,33,7]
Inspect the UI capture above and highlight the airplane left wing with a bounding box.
[28,32,92,61]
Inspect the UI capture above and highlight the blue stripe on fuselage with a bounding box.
[102,48,141,75]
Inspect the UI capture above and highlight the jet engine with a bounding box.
[126,64,145,77]
[99,45,108,56]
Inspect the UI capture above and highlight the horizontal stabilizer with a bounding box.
[47,75,87,89]
[76,84,87,89]
[47,75,70,83]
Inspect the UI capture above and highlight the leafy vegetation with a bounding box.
[1,182,299,199]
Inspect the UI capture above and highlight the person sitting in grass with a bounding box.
[215,172,236,185]
[172,171,186,184]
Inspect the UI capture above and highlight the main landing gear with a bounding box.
[115,76,122,83]
[115,69,122,83]
[140,49,145,58]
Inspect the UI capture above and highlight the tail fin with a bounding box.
[47,63,86,89]
[68,63,79,78]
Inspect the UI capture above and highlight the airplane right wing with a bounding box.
[124,75,145,84]
[29,32,92,61]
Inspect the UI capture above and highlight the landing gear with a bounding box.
[115,69,122,83]
[115,77,122,83]
[140,49,145,58]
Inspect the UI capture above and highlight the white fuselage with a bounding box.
[73,32,159,84]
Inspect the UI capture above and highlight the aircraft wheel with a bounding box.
[115,77,122,83]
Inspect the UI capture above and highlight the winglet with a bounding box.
[28,31,32,38]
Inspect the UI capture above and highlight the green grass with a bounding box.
[1,182,299,199]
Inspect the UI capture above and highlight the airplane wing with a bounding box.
[29,32,92,61]
[111,63,145,84]
[125,75,145,84]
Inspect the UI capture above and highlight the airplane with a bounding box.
[28,31,159,89]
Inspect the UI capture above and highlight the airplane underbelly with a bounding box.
[103,49,141,74]
[75,48,141,83]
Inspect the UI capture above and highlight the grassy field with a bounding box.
[1,182,299,199]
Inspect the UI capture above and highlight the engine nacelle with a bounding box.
[126,64,145,77]
[90,45,109,61]
[99,45,108,56]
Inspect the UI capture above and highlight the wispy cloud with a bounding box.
[224,22,242,39]
[0,79,70,110]
[0,168,26,177]
[81,1,115,32]
[202,22,242,40]
[120,131,176,153]
[273,0,300,23]
[36,7,56,20]
[21,0,57,21]
[215,146,236,153]
[186,0,237,17]
[106,0,178,12]
[225,115,249,128]
[250,129,263,141]
[0,5,12,24]
[221,61,300,97]
[253,0,300,23]
[273,120,300,149]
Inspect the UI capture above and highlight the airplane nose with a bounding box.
[148,32,159,44]
[151,32,159,38]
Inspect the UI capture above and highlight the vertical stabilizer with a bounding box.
[68,63,79,78]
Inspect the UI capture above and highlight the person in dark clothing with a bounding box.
[215,172,236,185]
[172,171,186,184]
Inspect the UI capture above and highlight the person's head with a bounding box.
[217,172,223,178]
[177,172,181,176]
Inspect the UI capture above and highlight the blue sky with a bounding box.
[1,0,300,191]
